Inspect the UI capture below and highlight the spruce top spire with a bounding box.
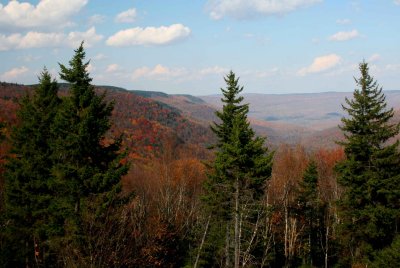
[221,70,244,104]
[59,42,92,85]
[340,61,398,152]
[211,71,249,147]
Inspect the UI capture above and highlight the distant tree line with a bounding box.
[0,43,399,267]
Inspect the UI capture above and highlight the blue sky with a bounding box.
[0,0,399,95]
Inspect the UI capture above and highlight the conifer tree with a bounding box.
[296,160,325,267]
[0,121,4,140]
[336,61,400,265]
[201,71,273,267]
[3,70,60,266]
[51,43,128,261]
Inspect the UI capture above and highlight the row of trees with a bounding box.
[0,42,399,267]
[196,63,400,267]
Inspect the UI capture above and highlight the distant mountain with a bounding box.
[197,91,400,148]
[133,90,307,146]
[200,91,400,131]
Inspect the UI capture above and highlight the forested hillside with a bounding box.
[0,82,214,160]
[0,48,399,267]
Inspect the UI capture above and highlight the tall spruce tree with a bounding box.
[336,61,400,265]
[296,160,325,267]
[201,71,273,267]
[51,43,128,262]
[3,70,60,267]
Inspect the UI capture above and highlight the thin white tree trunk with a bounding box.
[284,185,289,263]
[194,215,211,268]
[225,223,230,267]
[242,211,260,267]
[234,176,240,268]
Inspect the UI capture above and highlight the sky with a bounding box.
[0,0,399,95]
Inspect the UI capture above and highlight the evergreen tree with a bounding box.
[201,71,273,267]
[296,160,325,267]
[3,70,60,266]
[0,121,4,140]
[371,235,400,268]
[51,43,128,263]
[336,61,400,265]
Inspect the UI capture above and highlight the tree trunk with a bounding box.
[284,186,289,267]
[194,215,211,268]
[325,224,329,268]
[225,223,230,267]
[234,176,240,268]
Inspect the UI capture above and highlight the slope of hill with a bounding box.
[135,90,310,145]
[0,83,214,160]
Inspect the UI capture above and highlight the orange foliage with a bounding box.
[267,144,309,206]
[120,142,207,266]
[314,146,345,202]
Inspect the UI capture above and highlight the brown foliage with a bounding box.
[120,142,207,266]
[268,144,308,206]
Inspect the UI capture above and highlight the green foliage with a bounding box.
[2,44,129,266]
[336,61,400,265]
[50,42,128,261]
[296,160,326,267]
[371,235,400,268]
[200,71,273,266]
[205,71,272,209]
[2,69,60,266]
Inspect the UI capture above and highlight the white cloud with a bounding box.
[199,66,228,75]
[93,53,107,60]
[325,63,358,77]
[0,27,102,51]
[206,0,322,20]
[253,67,280,78]
[328,29,360,41]
[0,66,29,81]
[298,54,341,76]
[386,64,400,71]
[132,64,187,80]
[86,63,95,73]
[129,64,233,82]
[106,64,121,73]
[394,0,400,5]
[88,14,106,25]
[106,24,191,46]
[67,27,104,48]
[0,0,88,29]
[0,32,63,50]
[19,32,65,49]
[18,55,41,62]
[336,18,351,25]
[115,8,137,23]
[368,53,381,63]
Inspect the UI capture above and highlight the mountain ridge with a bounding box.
[3,82,400,150]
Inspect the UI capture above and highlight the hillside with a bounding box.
[0,83,214,160]
[135,90,311,145]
